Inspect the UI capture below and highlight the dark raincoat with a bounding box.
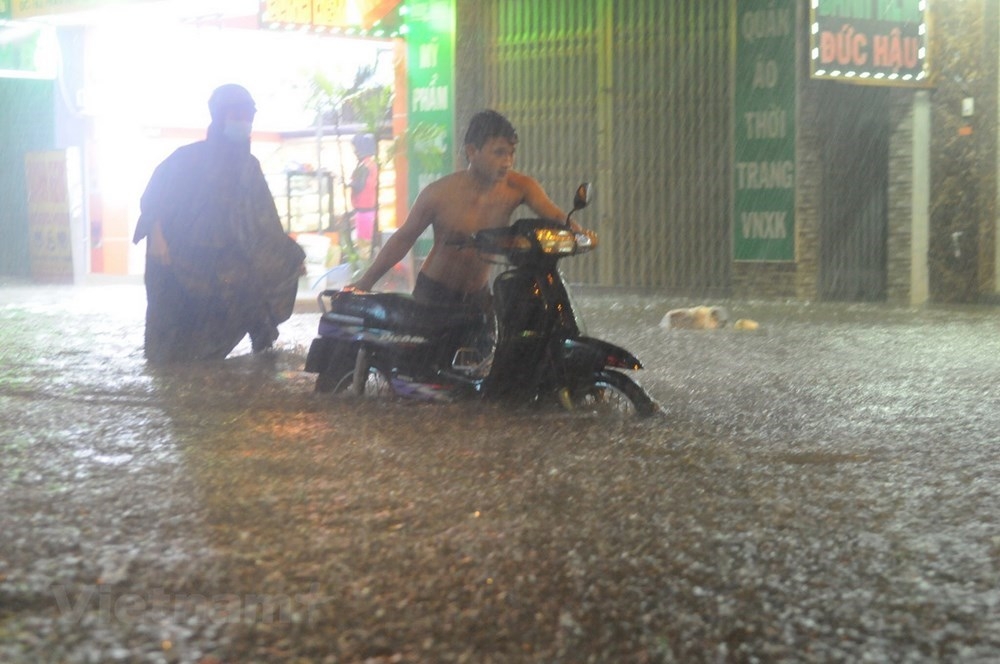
[133,124,305,363]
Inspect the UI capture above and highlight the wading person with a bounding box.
[133,83,305,363]
[349,109,567,307]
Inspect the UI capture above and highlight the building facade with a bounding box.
[454,0,999,305]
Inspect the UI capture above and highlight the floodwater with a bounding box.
[1,280,999,662]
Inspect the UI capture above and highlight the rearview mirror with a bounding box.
[573,182,593,211]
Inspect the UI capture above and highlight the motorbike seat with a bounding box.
[322,291,486,338]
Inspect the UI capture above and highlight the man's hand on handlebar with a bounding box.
[341,284,366,294]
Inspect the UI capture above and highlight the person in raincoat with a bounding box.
[133,84,305,363]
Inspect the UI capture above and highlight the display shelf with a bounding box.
[283,170,335,234]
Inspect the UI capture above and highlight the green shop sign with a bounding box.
[0,22,57,79]
[405,0,454,207]
[811,0,928,84]
[733,0,796,262]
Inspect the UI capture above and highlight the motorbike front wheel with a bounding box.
[314,342,359,394]
[570,369,657,418]
[316,346,392,398]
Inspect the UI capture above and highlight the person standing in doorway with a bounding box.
[349,132,379,256]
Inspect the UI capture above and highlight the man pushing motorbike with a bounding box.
[348,110,575,306]
[307,111,655,414]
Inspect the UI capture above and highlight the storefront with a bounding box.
[733,0,935,304]
[0,0,457,290]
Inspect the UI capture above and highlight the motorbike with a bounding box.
[304,183,657,417]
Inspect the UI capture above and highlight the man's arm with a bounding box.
[518,174,566,224]
[133,167,171,261]
[516,173,595,234]
[351,190,435,291]
[147,220,171,264]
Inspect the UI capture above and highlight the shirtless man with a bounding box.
[350,110,567,305]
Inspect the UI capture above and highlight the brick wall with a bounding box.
[885,90,917,304]
[928,0,999,302]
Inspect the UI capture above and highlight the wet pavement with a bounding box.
[1,279,999,662]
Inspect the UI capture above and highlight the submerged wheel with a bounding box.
[315,368,354,394]
[314,343,359,394]
[571,369,657,418]
[316,366,393,397]
[353,366,393,398]
[315,346,393,399]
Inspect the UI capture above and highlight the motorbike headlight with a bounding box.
[534,228,578,254]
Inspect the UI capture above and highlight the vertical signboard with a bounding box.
[0,23,48,78]
[0,19,57,79]
[25,149,85,283]
[734,0,796,262]
[405,0,454,206]
[811,0,929,84]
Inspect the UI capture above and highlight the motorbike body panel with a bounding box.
[483,266,573,399]
[492,265,579,339]
[306,291,486,392]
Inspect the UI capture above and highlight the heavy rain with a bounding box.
[2,280,999,661]
[2,0,998,658]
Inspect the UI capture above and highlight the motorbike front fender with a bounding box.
[561,336,643,371]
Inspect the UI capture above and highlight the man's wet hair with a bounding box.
[463,110,519,149]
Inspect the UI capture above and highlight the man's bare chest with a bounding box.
[438,191,521,234]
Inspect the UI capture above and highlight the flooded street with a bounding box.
[2,281,999,662]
